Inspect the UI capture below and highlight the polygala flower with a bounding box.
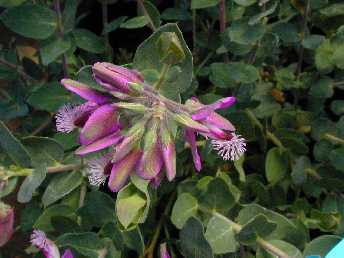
[56,61,246,191]
[160,242,171,258]
[0,202,14,247]
[30,230,73,258]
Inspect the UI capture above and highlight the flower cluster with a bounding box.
[56,62,246,192]
[30,230,73,258]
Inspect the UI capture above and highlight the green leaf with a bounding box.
[329,147,344,172]
[303,235,341,257]
[34,204,75,232]
[0,0,27,8]
[56,232,105,258]
[40,37,71,66]
[122,227,145,255]
[73,29,106,53]
[0,178,17,198]
[103,16,127,34]
[161,8,191,21]
[191,0,220,9]
[22,136,64,166]
[17,164,46,203]
[209,63,235,88]
[272,23,299,44]
[302,34,325,50]
[315,40,334,73]
[248,1,278,25]
[99,222,124,251]
[180,217,214,258]
[130,175,151,223]
[77,191,116,229]
[320,3,344,17]
[236,215,277,245]
[256,240,302,258]
[62,0,78,33]
[0,121,31,167]
[229,62,259,83]
[229,19,266,45]
[234,0,256,7]
[137,1,160,29]
[309,77,334,99]
[171,193,198,229]
[204,215,238,254]
[116,183,147,229]
[27,82,72,112]
[331,100,344,115]
[120,16,148,29]
[199,177,236,212]
[42,171,83,207]
[133,23,193,97]
[291,156,311,185]
[237,204,304,246]
[265,147,289,184]
[0,4,57,39]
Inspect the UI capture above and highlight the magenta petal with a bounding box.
[162,142,176,181]
[160,243,171,258]
[192,97,236,121]
[108,150,142,192]
[185,129,201,172]
[62,249,74,258]
[103,62,144,82]
[206,112,236,131]
[75,132,123,155]
[79,104,119,145]
[61,79,110,104]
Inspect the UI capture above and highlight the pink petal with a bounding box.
[185,129,201,172]
[79,104,119,145]
[108,150,142,192]
[0,205,14,247]
[206,112,236,131]
[75,132,123,155]
[161,142,176,181]
[192,97,236,120]
[62,249,74,258]
[61,79,110,104]
[160,243,171,258]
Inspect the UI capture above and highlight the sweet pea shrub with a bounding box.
[1,0,344,257]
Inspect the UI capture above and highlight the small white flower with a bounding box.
[211,133,246,161]
[86,156,110,187]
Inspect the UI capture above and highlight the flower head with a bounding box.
[211,133,246,161]
[30,230,60,258]
[86,155,112,187]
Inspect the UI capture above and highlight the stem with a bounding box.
[200,208,290,258]
[54,0,69,77]
[137,0,157,31]
[0,58,34,81]
[47,164,82,173]
[78,183,87,208]
[31,115,53,136]
[219,0,229,62]
[154,64,170,91]
[266,130,286,150]
[324,133,344,145]
[102,2,113,61]
[195,52,214,76]
[296,0,310,78]
[192,9,197,51]
[145,192,176,258]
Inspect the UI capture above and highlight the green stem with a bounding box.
[324,133,344,145]
[137,0,157,32]
[266,131,286,150]
[200,208,290,258]
[154,64,170,91]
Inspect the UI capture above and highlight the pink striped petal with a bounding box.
[137,141,164,180]
[160,243,171,258]
[192,97,236,120]
[185,129,201,172]
[108,150,142,192]
[61,79,110,104]
[75,132,123,155]
[79,104,119,145]
[206,112,236,131]
[0,204,14,247]
[62,249,74,258]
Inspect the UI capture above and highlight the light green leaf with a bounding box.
[257,240,302,258]
[303,235,341,257]
[171,193,198,229]
[0,4,56,39]
[40,37,71,66]
[234,0,256,7]
[42,171,83,207]
[265,147,288,184]
[205,215,238,254]
[17,164,46,203]
[191,0,220,9]
[120,16,148,29]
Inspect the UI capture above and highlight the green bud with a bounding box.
[157,32,186,65]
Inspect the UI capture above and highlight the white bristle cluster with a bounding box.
[211,133,246,161]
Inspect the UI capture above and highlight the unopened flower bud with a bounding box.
[0,202,14,247]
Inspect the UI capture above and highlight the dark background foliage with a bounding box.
[1,0,344,257]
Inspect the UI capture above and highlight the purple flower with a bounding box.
[160,121,176,181]
[0,202,14,247]
[185,128,202,172]
[30,230,74,258]
[160,242,171,258]
[92,62,144,93]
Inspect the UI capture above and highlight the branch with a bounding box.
[47,164,82,173]
[219,0,229,62]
